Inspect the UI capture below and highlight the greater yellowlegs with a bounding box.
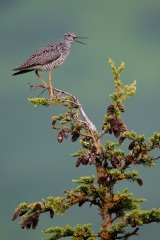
[13,31,86,98]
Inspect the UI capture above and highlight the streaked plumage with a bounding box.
[13,31,86,98]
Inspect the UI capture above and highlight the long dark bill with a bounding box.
[75,36,87,45]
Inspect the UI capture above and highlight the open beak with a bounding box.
[74,36,87,45]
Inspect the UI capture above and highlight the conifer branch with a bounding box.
[12,59,160,240]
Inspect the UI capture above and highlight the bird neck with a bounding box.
[62,40,72,49]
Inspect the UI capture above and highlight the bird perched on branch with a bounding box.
[13,31,86,98]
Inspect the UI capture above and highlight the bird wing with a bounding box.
[13,44,61,70]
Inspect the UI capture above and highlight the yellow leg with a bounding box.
[48,70,54,98]
[35,70,48,87]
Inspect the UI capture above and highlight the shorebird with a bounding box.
[13,31,86,98]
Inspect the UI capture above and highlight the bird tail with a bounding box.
[12,69,34,76]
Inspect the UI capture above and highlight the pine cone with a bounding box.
[12,209,20,221]
[62,130,68,139]
[91,145,97,153]
[71,132,80,142]
[49,210,54,219]
[75,156,82,167]
[113,128,121,138]
[81,155,89,165]
[128,141,136,150]
[118,104,125,112]
[107,104,115,115]
[57,131,63,143]
[109,117,117,129]
[119,136,126,145]
[89,154,97,164]
[120,124,128,132]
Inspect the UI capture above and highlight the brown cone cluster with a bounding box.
[103,104,127,138]
[75,146,98,167]
[12,203,54,230]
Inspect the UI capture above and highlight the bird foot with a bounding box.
[50,96,56,100]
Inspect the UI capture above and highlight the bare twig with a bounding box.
[116,227,139,239]
[28,83,97,133]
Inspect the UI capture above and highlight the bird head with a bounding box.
[64,31,87,45]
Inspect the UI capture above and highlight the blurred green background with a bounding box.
[1,0,160,239]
